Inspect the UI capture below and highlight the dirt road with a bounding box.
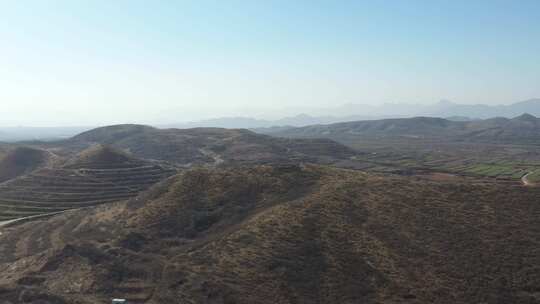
[522,172,535,186]
[0,211,66,229]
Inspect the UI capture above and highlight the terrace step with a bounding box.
[0,192,136,202]
[0,198,127,208]
[81,167,167,176]
[0,209,48,216]
[0,189,136,196]
[0,162,174,223]
[114,281,155,303]
[77,165,159,172]
[0,204,72,212]
[3,185,136,192]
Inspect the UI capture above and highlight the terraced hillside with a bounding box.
[0,145,175,222]
[0,165,539,303]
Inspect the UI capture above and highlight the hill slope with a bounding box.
[0,145,175,221]
[64,144,142,169]
[0,165,539,303]
[0,147,51,183]
[69,124,356,166]
[263,114,540,144]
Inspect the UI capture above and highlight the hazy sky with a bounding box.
[0,0,539,126]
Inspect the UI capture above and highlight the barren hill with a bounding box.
[0,165,539,303]
[69,124,356,166]
[0,147,51,183]
[64,144,142,169]
[264,114,540,144]
[0,125,355,223]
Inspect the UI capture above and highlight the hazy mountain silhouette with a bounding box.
[0,99,538,142]
[171,99,540,129]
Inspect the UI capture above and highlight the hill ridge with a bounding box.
[263,114,540,143]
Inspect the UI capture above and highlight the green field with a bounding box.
[351,147,540,181]
[457,163,531,179]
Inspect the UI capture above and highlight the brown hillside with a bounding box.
[268,114,540,144]
[0,165,539,303]
[0,147,50,183]
[68,124,356,166]
[64,144,139,169]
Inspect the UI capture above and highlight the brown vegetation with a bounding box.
[0,147,50,183]
[1,165,539,303]
[68,125,356,166]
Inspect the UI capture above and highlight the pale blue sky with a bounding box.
[0,0,539,125]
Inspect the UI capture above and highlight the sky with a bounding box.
[0,0,539,126]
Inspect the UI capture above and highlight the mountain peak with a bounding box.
[513,113,537,122]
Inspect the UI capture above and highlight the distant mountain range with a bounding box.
[417,98,540,119]
[169,98,540,129]
[1,99,539,142]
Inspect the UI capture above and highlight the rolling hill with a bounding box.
[67,124,356,166]
[0,125,355,223]
[258,114,540,182]
[0,165,539,303]
[262,114,540,144]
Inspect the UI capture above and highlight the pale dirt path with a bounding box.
[521,172,536,186]
[0,210,67,229]
[199,148,224,165]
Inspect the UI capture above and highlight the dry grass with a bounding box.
[0,165,539,303]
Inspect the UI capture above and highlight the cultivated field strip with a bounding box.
[0,164,176,221]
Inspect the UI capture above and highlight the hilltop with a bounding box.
[0,165,539,303]
[63,144,141,169]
